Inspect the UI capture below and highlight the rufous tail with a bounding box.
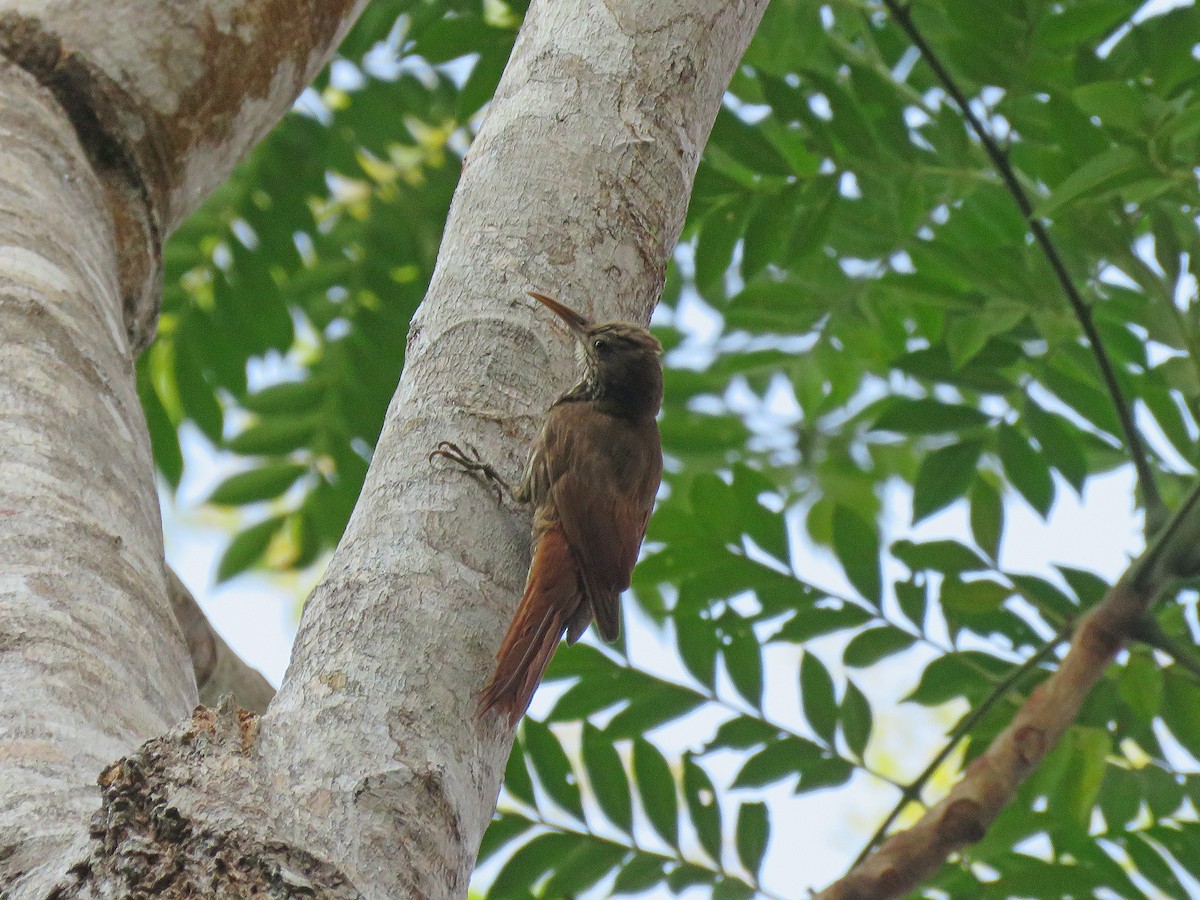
[479,524,581,724]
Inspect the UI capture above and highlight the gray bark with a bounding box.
[0,0,767,896]
[167,569,274,713]
[0,0,366,895]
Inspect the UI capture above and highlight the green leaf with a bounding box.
[872,397,989,435]
[489,831,577,896]
[139,364,183,489]
[733,739,816,788]
[503,739,535,808]
[1060,727,1112,829]
[676,601,720,690]
[690,473,742,544]
[741,188,797,279]
[225,417,319,455]
[1037,146,1145,217]
[735,801,770,876]
[840,679,872,759]
[800,652,838,742]
[207,462,308,505]
[633,737,678,847]
[522,720,585,822]
[1160,672,1200,757]
[460,48,510,119]
[1072,81,1145,131]
[1119,650,1163,722]
[939,577,1011,615]
[241,379,326,414]
[895,580,927,630]
[683,754,722,865]
[893,539,988,575]
[912,440,984,523]
[541,837,627,896]
[723,618,764,709]
[476,814,531,864]
[175,339,224,444]
[996,424,1055,516]
[1057,566,1109,606]
[707,717,779,752]
[695,201,748,292]
[215,515,285,582]
[1123,832,1191,899]
[969,476,1004,559]
[772,603,874,643]
[831,505,882,606]
[581,724,633,834]
[1022,404,1088,493]
[905,653,1005,707]
[843,627,916,668]
[731,464,789,561]
[709,107,793,176]
[612,854,667,895]
[713,879,756,900]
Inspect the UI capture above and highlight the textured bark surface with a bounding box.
[0,2,364,896]
[261,0,768,895]
[53,701,356,900]
[0,0,369,349]
[0,62,194,895]
[167,570,274,714]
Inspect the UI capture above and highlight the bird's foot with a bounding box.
[429,441,513,503]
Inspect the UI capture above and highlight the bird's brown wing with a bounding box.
[543,402,662,642]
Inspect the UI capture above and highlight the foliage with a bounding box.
[149,0,1200,897]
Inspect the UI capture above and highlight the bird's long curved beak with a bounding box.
[527,290,591,335]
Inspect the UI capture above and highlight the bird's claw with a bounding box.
[429,440,511,503]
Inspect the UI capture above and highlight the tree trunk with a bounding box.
[0,1,766,896]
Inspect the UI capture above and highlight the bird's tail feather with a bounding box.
[479,525,579,724]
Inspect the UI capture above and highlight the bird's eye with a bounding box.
[593,338,605,350]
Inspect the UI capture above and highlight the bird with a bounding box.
[431,290,663,724]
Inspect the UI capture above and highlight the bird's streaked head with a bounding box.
[527,290,663,417]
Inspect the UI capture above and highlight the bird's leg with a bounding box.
[429,441,515,504]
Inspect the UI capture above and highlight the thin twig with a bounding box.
[850,626,1066,867]
[1133,613,1200,681]
[880,0,1166,533]
[816,481,1200,900]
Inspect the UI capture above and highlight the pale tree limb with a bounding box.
[0,61,195,891]
[166,569,274,713]
[0,0,371,350]
[816,484,1200,900]
[254,1,770,894]
[0,1,366,895]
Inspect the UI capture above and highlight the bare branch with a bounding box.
[816,482,1200,899]
[850,629,1067,867]
[166,569,275,714]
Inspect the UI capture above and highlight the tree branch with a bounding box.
[880,0,1166,533]
[1132,613,1200,681]
[166,569,274,714]
[850,628,1067,867]
[0,2,372,893]
[816,481,1200,899]
[0,0,370,349]
[253,2,771,896]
